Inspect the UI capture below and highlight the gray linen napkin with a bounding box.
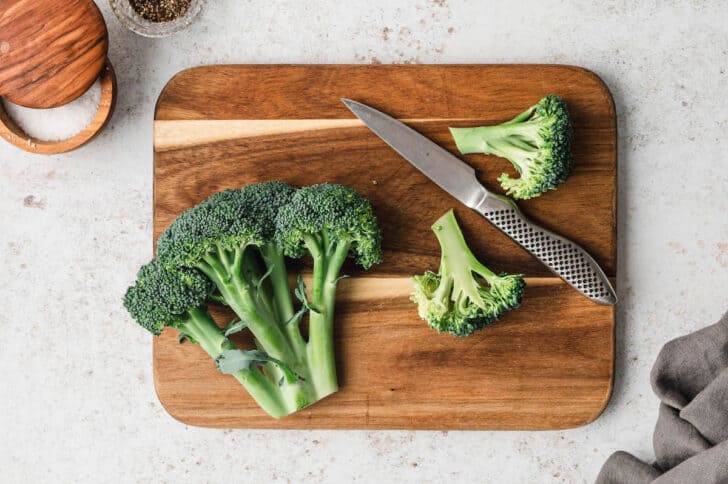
[596,312,728,484]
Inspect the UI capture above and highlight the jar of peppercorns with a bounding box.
[109,0,203,37]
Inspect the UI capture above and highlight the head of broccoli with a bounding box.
[410,210,525,336]
[127,182,384,415]
[449,94,574,200]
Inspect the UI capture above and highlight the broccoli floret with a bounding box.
[275,183,383,397]
[123,260,213,336]
[275,183,383,269]
[410,210,525,336]
[123,260,296,418]
[449,94,574,200]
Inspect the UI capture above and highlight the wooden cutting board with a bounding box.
[153,65,616,430]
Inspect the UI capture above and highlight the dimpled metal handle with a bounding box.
[475,196,617,306]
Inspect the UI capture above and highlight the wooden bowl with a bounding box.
[0,0,117,154]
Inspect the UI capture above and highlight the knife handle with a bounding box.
[474,198,617,306]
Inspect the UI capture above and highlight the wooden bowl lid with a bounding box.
[0,0,108,108]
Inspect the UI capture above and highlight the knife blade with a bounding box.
[342,98,617,306]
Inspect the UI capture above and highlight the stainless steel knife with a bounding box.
[342,98,617,306]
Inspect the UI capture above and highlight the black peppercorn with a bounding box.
[129,0,191,23]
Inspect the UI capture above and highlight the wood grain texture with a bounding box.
[153,65,616,429]
[0,0,108,108]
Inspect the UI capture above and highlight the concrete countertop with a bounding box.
[1,1,726,482]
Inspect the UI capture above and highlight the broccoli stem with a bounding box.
[450,124,539,155]
[450,126,489,154]
[240,246,280,325]
[256,245,315,410]
[179,308,290,418]
[259,244,307,357]
[503,105,536,124]
[450,125,542,177]
[233,367,292,418]
[198,254,290,360]
[196,253,317,411]
[305,235,350,399]
[432,210,496,306]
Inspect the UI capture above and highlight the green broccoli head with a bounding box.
[410,210,525,337]
[156,189,269,269]
[275,183,383,269]
[450,94,574,200]
[123,259,213,335]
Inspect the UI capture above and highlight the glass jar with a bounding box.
[108,0,204,38]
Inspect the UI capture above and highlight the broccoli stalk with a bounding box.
[198,246,292,356]
[257,242,306,353]
[302,232,352,399]
[449,94,574,200]
[204,245,315,410]
[276,184,383,398]
[179,309,295,418]
[123,261,297,418]
[411,210,525,337]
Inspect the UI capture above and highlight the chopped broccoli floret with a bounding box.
[449,94,574,200]
[275,183,383,396]
[123,260,296,418]
[411,210,525,336]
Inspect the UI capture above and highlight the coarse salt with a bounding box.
[1,80,102,142]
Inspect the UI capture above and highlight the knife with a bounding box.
[342,98,617,306]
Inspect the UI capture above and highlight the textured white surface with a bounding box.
[1,1,727,483]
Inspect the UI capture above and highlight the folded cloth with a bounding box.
[596,312,728,484]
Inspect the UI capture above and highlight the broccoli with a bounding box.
[276,183,383,397]
[449,94,574,200]
[128,181,382,417]
[123,260,298,418]
[410,210,525,337]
